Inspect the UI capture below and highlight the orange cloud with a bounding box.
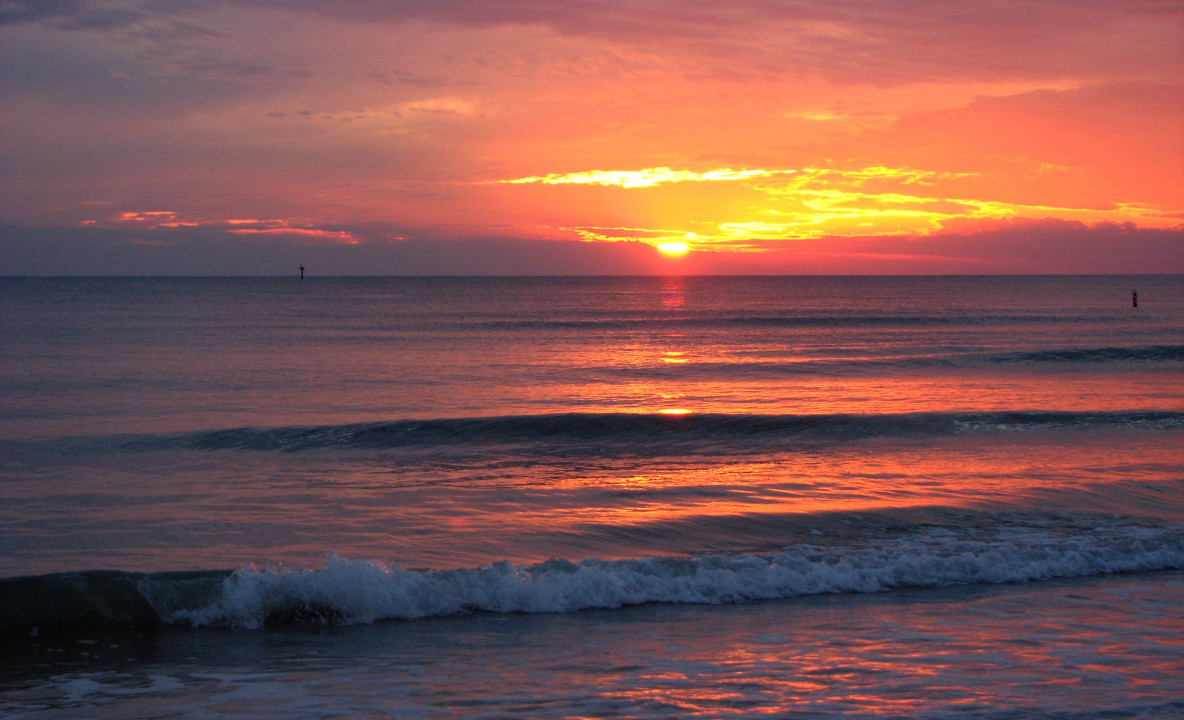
[228,227,360,243]
[89,212,361,244]
[112,211,182,224]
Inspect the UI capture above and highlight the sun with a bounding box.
[656,241,689,256]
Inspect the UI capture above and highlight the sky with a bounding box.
[1,0,1182,275]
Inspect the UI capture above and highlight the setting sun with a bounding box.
[657,241,690,256]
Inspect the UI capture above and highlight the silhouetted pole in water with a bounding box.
[1132,290,1137,308]
[300,264,305,280]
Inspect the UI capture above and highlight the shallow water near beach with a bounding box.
[2,275,1182,717]
[4,572,1183,719]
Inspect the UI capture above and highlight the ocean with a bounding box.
[1,275,1182,718]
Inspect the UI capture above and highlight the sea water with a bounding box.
[1,275,1182,718]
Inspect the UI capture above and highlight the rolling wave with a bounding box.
[144,410,1184,453]
[989,344,1184,364]
[4,516,1181,635]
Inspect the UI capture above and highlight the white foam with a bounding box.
[172,524,1184,629]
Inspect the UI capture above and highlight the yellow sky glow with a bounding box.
[502,164,1182,253]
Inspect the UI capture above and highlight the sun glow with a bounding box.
[657,241,690,256]
[499,167,787,188]
[505,163,1182,256]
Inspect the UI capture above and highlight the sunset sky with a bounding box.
[1,0,1181,274]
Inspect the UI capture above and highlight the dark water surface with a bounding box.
[2,276,1182,717]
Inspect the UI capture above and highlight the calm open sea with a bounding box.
[2,275,1183,718]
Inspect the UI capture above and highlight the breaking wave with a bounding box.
[4,517,1182,635]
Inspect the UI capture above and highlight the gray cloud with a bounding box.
[7,1,1179,85]
[0,0,153,30]
[767,220,1184,275]
[0,224,668,276]
[235,0,1183,84]
[3,221,1180,276]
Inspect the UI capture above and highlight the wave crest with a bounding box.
[168,523,1184,629]
[5,520,1181,636]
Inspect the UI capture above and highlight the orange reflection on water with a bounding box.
[376,428,1184,571]
[560,572,1184,717]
